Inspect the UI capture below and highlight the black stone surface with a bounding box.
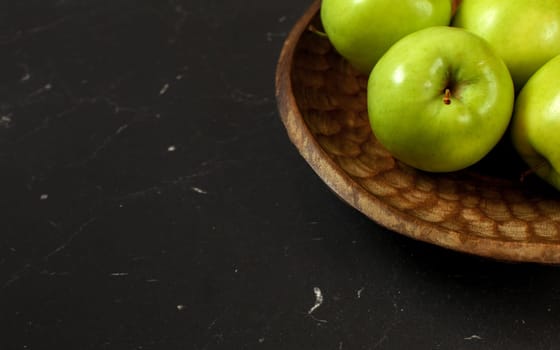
[1,1,560,349]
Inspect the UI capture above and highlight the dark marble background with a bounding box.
[1,1,560,349]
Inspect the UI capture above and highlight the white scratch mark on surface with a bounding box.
[372,333,389,349]
[111,160,235,201]
[110,272,129,277]
[159,83,170,95]
[2,219,97,290]
[1,264,31,290]
[309,314,328,324]
[192,187,207,194]
[464,335,483,341]
[72,123,129,167]
[308,287,324,315]
[266,32,287,42]
[230,88,270,105]
[40,194,49,200]
[93,125,127,160]
[28,83,53,97]
[0,17,68,45]
[45,217,96,260]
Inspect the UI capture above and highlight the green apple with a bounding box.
[320,0,452,74]
[511,55,560,190]
[367,26,514,172]
[452,0,560,90]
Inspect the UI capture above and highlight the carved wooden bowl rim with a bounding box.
[275,0,560,264]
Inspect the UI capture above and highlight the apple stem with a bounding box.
[520,161,548,182]
[443,88,452,105]
[520,169,533,182]
[308,24,328,38]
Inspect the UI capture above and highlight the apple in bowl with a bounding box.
[320,0,453,74]
[453,0,560,90]
[367,26,515,172]
[511,55,560,190]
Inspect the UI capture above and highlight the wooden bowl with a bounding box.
[275,0,560,264]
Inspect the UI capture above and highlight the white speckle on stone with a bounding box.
[357,287,364,299]
[159,83,170,95]
[40,194,49,200]
[0,114,12,127]
[464,335,483,341]
[308,287,324,315]
[192,187,207,194]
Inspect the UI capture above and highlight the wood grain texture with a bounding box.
[275,0,560,263]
